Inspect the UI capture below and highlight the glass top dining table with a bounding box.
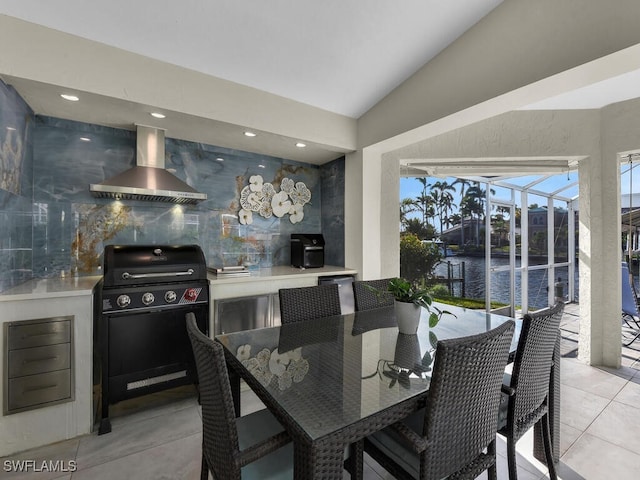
[215,303,521,479]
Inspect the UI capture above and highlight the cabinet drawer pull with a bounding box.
[23,383,58,393]
[23,356,58,364]
[22,332,56,339]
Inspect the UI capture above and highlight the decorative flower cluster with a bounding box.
[238,175,311,225]
[236,344,309,391]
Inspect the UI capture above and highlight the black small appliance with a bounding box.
[291,234,325,268]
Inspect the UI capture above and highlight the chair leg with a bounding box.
[541,414,558,480]
[347,440,364,480]
[200,452,208,480]
[506,436,518,480]
[487,440,497,480]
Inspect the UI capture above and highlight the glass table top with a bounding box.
[216,303,520,441]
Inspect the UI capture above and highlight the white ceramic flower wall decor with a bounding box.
[238,174,311,224]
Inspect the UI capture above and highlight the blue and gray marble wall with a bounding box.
[0,81,345,291]
[0,81,34,292]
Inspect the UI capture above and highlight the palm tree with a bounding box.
[400,197,416,231]
[463,182,495,246]
[429,180,455,235]
[412,178,436,227]
[452,178,472,246]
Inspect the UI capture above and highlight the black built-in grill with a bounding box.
[94,245,209,434]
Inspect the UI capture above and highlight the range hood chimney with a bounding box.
[90,125,207,204]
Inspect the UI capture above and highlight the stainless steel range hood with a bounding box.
[90,125,207,204]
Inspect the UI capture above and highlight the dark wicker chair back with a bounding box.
[498,301,564,480]
[186,312,242,478]
[353,278,394,311]
[364,320,515,480]
[511,302,563,425]
[422,320,515,479]
[186,313,291,479]
[278,283,341,324]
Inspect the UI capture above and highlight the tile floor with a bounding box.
[2,302,639,479]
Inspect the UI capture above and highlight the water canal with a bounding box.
[434,255,579,309]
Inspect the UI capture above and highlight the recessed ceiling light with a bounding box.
[295,142,306,148]
[60,94,79,102]
[244,131,257,137]
[150,112,166,119]
[80,137,91,142]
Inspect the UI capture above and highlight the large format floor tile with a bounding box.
[559,432,640,480]
[560,357,629,399]
[75,404,202,470]
[70,433,202,480]
[585,400,640,455]
[559,384,610,431]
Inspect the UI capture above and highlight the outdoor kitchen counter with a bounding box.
[0,276,100,457]
[0,275,102,301]
[208,265,358,335]
[208,265,357,285]
[208,265,357,299]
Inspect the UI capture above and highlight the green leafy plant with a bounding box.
[367,277,455,327]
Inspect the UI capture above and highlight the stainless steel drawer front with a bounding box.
[8,370,71,411]
[8,319,71,349]
[4,315,75,415]
[8,344,71,378]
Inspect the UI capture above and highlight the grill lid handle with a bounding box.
[121,269,194,280]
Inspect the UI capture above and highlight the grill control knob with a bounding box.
[165,290,177,303]
[142,292,155,306]
[116,294,131,308]
[184,288,199,302]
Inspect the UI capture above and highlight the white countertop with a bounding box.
[208,265,357,285]
[0,276,102,301]
[0,266,357,301]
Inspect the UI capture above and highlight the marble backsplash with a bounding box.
[0,81,34,292]
[0,82,345,291]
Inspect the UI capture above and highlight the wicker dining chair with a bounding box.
[278,283,341,324]
[364,320,515,480]
[185,313,293,479]
[497,302,563,480]
[353,278,394,311]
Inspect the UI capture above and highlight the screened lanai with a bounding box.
[400,154,640,320]
[400,160,582,318]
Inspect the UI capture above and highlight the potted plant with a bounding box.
[370,278,451,334]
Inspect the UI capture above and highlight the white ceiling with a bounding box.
[0,0,503,118]
[2,0,639,166]
[521,68,640,111]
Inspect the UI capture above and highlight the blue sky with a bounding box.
[400,166,640,229]
[401,165,640,211]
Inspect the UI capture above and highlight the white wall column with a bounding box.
[578,154,621,367]
[345,150,364,278]
[345,147,401,281]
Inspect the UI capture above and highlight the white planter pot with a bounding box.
[395,300,421,334]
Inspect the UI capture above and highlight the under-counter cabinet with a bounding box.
[209,265,357,335]
[4,316,74,415]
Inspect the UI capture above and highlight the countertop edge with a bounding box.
[1,266,358,300]
[0,276,102,302]
[208,265,357,284]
